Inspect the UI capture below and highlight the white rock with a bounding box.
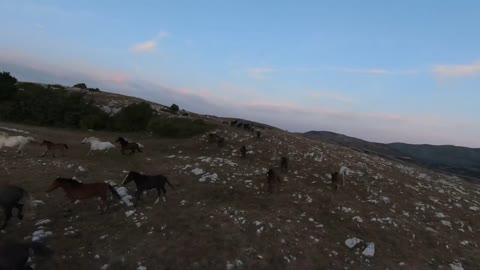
[362,242,375,257]
[101,264,109,270]
[469,206,479,211]
[125,210,136,217]
[450,262,464,270]
[191,168,204,175]
[352,216,363,223]
[345,237,362,248]
[435,213,446,218]
[35,219,51,226]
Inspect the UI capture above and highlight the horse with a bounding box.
[217,137,225,147]
[0,239,52,270]
[208,133,219,142]
[266,168,282,193]
[256,131,261,138]
[280,156,289,172]
[0,133,36,154]
[81,137,115,156]
[46,177,121,212]
[40,140,68,158]
[122,171,175,207]
[240,145,247,158]
[115,137,143,155]
[0,185,33,230]
[331,166,348,191]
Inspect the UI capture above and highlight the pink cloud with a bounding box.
[433,62,480,78]
[129,31,169,54]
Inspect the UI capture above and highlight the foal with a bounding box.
[115,137,143,155]
[266,168,282,193]
[0,185,32,230]
[122,171,175,206]
[40,140,68,157]
[46,178,121,212]
[280,156,289,172]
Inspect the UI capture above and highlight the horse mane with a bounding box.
[57,177,83,186]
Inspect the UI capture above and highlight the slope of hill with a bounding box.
[1,120,479,270]
[303,131,480,183]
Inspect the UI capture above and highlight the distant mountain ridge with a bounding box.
[303,131,480,183]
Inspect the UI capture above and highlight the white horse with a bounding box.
[0,133,36,154]
[81,137,115,156]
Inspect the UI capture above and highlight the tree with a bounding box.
[73,83,87,89]
[112,102,154,131]
[170,104,180,113]
[0,71,18,100]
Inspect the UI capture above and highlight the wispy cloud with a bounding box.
[129,31,169,53]
[433,62,480,78]
[333,68,418,75]
[309,91,355,104]
[246,67,275,79]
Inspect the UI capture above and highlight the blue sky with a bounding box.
[1,0,480,147]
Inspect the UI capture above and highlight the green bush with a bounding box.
[148,117,212,138]
[111,102,154,131]
[170,103,180,113]
[0,71,18,101]
[73,83,87,89]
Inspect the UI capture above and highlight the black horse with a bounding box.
[115,137,143,155]
[280,156,289,172]
[121,171,175,206]
[0,239,52,270]
[0,185,32,230]
[240,145,247,158]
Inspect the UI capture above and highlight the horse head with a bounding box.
[122,171,133,185]
[81,137,88,144]
[39,140,48,146]
[46,177,63,192]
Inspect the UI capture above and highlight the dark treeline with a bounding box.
[0,72,211,137]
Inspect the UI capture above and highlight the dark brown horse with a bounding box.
[240,145,247,158]
[217,137,225,147]
[122,171,175,207]
[280,156,289,172]
[115,137,143,155]
[256,130,261,138]
[40,140,68,157]
[0,185,32,230]
[0,239,52,270]
[266,168,282,193]
[46,177,121,211]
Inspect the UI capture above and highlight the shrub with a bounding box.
[0,71,18,100]
[170,104,180,113]
[73,83,87,89]
[111,102,154,131]
[147,117,212,138]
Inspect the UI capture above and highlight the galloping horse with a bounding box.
[240,145,247,158]
[0,239,52,270]
[46,178,121,212]
[81,137,115,156]
[266,168,282,193]
[0,185,33,229]
[40,140,68,157]
[122,171,175,206]
[115,137,143,155]
[0,133,36,154]
[331,166,348,191]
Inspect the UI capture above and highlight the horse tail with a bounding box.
[137,143,143,152]
[108,185,122,201]
[165,178,175,190]
[64,144,69,150]
[20,189,36,217]
[339,166,348,176]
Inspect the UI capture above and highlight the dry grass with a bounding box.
[0,121,479,270]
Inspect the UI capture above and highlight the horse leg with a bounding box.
[134,190,143,207]
[41,150,48,158]
[1,206,13,229]
[86,149,92,156]
[15,203,24,220]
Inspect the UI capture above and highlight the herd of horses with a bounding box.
[0,125,348,269]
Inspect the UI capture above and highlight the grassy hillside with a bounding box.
[1,121,479,269]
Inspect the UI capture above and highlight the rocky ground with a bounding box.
[0,121,479,270]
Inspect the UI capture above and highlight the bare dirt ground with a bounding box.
[0,121,479,270]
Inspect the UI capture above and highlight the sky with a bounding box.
[1,0,480,147]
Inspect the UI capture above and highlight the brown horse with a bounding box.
[266,168,282,193]
[280,156,289,172]
[46,177,121,211]
[240,145,247,158]
[40,140,68,157]
[115,137,142,155]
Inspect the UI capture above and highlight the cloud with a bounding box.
[433,62,480,78]
[129,31,169,53]
[309,91,355,104]
[246,67,275,79]
[334,68,418,75]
